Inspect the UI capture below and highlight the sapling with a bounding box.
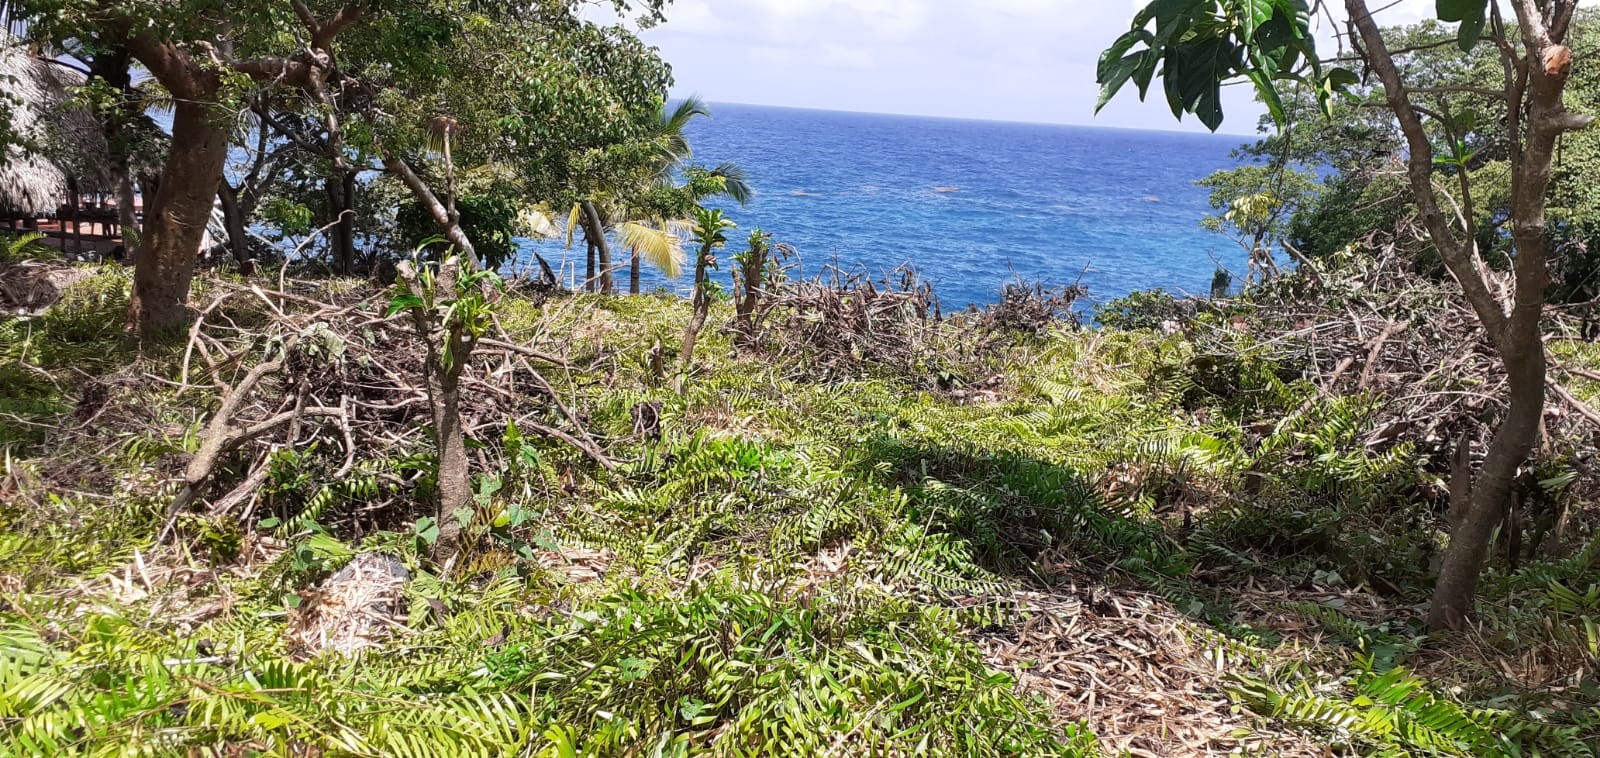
[388,248,502,560]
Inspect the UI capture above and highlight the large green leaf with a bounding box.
[1097,29,1153,81]
[1139,0,1207,45]
[1163,36,1238,131]
[1434,0,1484,21]
[1246,67,1286,126]
[1236,0,1277,40]
[1435,0,1487,50]
[1097,51,1153,113]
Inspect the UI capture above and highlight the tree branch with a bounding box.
[1345,0,1510,345]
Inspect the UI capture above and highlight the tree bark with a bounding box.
[114,171,140,255]
[630,251,642,295]
[679,242,714,371]
[397,258,472,558]
[127,97,230,335]
[216,181,252,272]
[327,171,356,274]
[585,238,597,292]
[581,201,614,294]
[1346,0,1587,631]
[424,331,470,554]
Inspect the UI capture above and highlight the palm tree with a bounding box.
[615,162,752,294]
[618,98,752,294]
[555,97,753,295]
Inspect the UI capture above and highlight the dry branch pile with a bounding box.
[1186,227,1600,545]
[760,264,947,379]
[165,279,608,538]
[977,278,1088,335]
[754,264,1082,389]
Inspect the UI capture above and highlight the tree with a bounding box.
[13,1,371,333]
[14,0,671,333]
[1197,162,1319,282]
[366,5,671,275]
[389,253,500,559]
[608,162,753,294]
[1101,0,1594,631]
[678,206,734,377]
[548,97,745,295]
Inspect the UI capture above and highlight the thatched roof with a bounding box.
[0,33,113,215]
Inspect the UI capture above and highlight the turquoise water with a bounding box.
[521,103,1248,307]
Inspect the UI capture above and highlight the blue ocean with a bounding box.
[524,103,1251,307]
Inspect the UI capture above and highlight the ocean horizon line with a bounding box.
[683,99,1256,139]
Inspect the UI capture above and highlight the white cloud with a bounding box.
[633,0,1468,133]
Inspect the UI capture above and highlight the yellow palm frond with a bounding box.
[618,221,686,279]
[565,204,583,250]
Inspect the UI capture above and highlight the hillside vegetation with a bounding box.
[1,259,1597,756]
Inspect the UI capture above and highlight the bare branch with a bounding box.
[1344,0,1509,344]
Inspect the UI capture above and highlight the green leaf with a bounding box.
[1097,29,1153,81]
[414,517,440,546]
[1456,8,1486,51]
[1435,0,1483,22]
[385,293,424,317]
[1237,0,1276,40]
[1435,0,1487,50]
[1316,66,1360,117]
[1139,0,1207,45]
[1163,36,1237,131]
[1246,67,1287,126]
[1097,52,1153,113]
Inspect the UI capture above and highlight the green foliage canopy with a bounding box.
[1097,0,1357,131]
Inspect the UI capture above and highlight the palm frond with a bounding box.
[708,162,753,205]
[618,220,686,279]
[658,96,710,163]
[134,79,174,116]
[564,204,582,250]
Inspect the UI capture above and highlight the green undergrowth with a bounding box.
[1,278,1597,755]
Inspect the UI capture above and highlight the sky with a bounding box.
[622,0,1442,135]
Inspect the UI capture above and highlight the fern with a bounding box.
[1232,658,1596,757]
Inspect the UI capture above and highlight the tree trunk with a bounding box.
[426,341,470,554]
[128,98,230,335]
[216,182,252,273]
[581,201,614,294]
[585,239,597,292]
[397,259,472,559]
[114,172,140,253]
[630,251,642,295]
[679,244,713,372]
[1428,352,1545,630]
[382,152,477,267]
[327,171,356,274]
[734,234,768,344]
